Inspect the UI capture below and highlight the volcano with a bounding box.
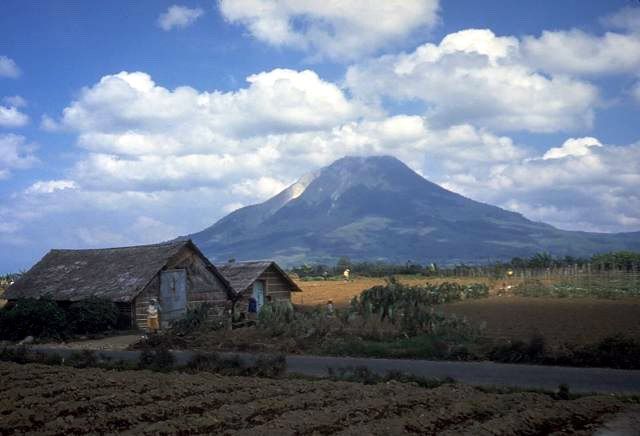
[189,155,640,265]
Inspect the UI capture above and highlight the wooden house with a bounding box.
[4,240,233,330]
[215,261,301,314]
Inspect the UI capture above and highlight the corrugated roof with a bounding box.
[215,260,301,294]
[4,240,225,302]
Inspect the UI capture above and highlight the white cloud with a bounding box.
[346,29,598,133]
[61,69,364,144]
[0,56,20,78]
[0,105,29,128]
[0,134,38,179]
[3,95,26,107]
[443,138,640,233]
[542,137,602,160]
[25,180,78,195]
[602,6,640,32]
[218,0,440,61]
[522,29,640,75]
[157,5,204,31]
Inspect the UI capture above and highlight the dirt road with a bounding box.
[27,346,640,395]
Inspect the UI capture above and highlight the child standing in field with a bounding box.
[343,268,350,282]
[326,299,335,317]
[147,298,161,333]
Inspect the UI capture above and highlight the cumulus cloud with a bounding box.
[0,105,29,128]
[522,29,640,76]
[60,69,364,144]
[218,0,440,61]
[442,138,640,233]
[157,5,204,31]
[542,137,602,160]
[346,29,598,133]
[25,180,78,195]
[0,134,38,179]
[0,56,20,78]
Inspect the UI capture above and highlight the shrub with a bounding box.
[67,297,119,334]
[186,352,285,377]
[553,335,640,369]
[187,352,242,374]
[0,298,67,341]
[489,335,547,364]
[327,366,454,388]
[0,345,29,364]
[258,300,294,334]
[170,303,215,336]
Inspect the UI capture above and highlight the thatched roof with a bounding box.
[215,261,301,294]
[4,240,229,302]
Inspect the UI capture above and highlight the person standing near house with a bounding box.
[248,296,258,321]
[147,298,161,333]
[343,268,350,282]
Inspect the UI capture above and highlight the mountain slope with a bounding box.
[190,155,640,265]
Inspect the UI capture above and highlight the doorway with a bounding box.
[252,280,265,312]
[160,269,187,328]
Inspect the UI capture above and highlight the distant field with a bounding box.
[293,277,640,347]
[292,276,497,307]
[440,296,640,347]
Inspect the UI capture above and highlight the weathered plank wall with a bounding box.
[234,265,294,315]
[133,247,230,330]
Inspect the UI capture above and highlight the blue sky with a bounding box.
[1,0,640,272]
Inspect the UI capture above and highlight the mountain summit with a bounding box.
[190,155,640,265]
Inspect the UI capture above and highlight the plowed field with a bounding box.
[440,296,640,347]
[1,362,636,434]
[293,278,640,347]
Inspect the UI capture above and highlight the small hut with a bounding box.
[215,261,301,314]
[4,240,233,330]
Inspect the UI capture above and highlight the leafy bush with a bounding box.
[0,298,67,341]
[67,297,119,334]
[170,303,217,336]
[258,300,294,334]
[354,278,488,321]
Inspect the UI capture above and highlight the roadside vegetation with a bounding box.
[129,276,640,370]
[0,297,124,341]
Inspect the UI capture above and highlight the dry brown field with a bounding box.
[292,276,497,307]
[292,277,640,347]
[440,296,640,347]
[1,361,636,434]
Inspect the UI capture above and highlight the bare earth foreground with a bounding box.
[1,362,639,435]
